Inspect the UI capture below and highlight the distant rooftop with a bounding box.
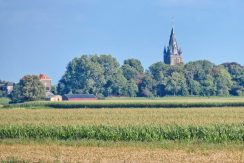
[39,74,51,80]
[63,94,97,99]
[7,82,14,86]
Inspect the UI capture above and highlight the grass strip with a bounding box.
[5,100,244,109]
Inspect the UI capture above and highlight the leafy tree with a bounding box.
[230,85,244,96]
[0,80,8,97]
[138,73,156,97]
[57,55,127,97]
[148,62,170,96]
[96,55,127,96]
[121,59,144,81]
[212,66,233,96]
[51,85,57,95]
[121,64,139,81]
[57,55,106,95]
[184,66,201,95]
[184,60,215,96]
[10,84,22,103]
[123,59,144,74]
[200,75,215,96]
[11,75,45,103]
[124,79,138,97]
[222,62,244,96]
[149,62,169,81]
[165,72,188,96]
[188,79,201,95]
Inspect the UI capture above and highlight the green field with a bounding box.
[1,97,244,162]
[5,96,244,109]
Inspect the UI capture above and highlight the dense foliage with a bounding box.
[0,80,8,97]
[0,124,243,143]
[10,75,45,103]
[57,55,244,97]
[57,55,127,97]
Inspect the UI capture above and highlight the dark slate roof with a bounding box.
[7,82,14,86]
[63,94,96,99]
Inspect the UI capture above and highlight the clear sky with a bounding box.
[0,0,243,84]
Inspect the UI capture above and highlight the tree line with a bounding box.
[1,54,244,103]
[57,54,244,97]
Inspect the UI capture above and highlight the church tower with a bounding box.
[164,27,183,65]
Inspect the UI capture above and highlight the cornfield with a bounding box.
[0,124,243,143]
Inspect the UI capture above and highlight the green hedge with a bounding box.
[5,101,244,109]
[0,124,243,143]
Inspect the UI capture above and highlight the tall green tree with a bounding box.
[212,66,233,96]
[138,73,156,97]
[184,60,215,96]
[96,55,127,96]
[121,59,144,81]
[57,55,127,97]
[121,58,145,96]
[165,72,188,96]
[11,75,45,103]
[124,79,138,97]
[123,59,144,74]
[57,55,106,95]
[222,62,244,95]
[149,62,169,96]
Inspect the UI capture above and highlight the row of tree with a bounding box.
[57,54,244,97]
[1,54,244,103]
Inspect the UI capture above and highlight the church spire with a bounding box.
[164,25,184,65]
[168,26,178,55]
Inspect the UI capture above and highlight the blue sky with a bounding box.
[0,0,243,84]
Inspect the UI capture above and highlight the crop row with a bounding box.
[6,101,244,109]
[0,124,243,143]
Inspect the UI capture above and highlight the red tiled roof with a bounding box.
[39,74,51,80]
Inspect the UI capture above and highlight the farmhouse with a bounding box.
[45,91,62,102]
[47,95,62,102]
[62,94,97,101]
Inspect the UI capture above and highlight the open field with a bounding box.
[0,141,243,162]
[0,107,244,126]
[6,97,244,109]
[1,97,244,162]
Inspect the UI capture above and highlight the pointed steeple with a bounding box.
[168,26,179,55]
[169,27,174,44]
[163,26,184,65]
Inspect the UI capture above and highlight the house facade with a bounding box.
[48,95,62,102]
